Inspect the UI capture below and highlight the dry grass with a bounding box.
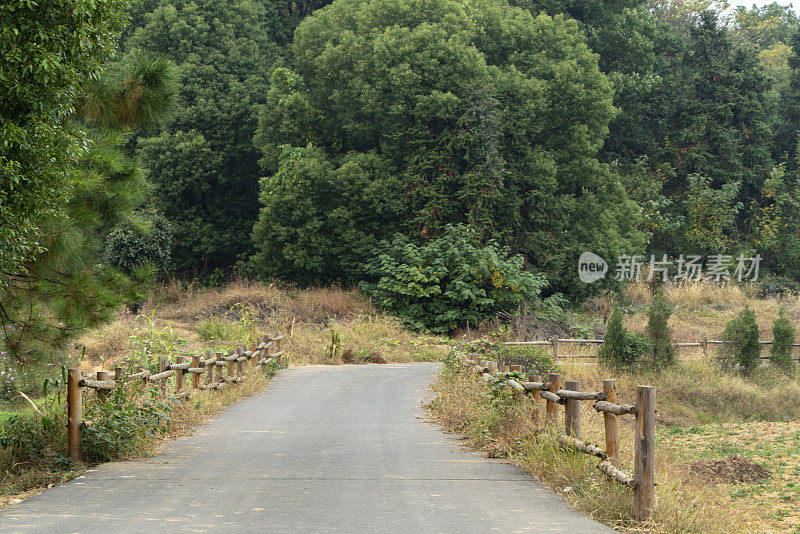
[70,279,448,373]
[622,281,800,344]
[428,366,759,533]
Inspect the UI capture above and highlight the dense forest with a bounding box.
[4,0,800,357]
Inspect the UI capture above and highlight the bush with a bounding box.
[646,288,675,370]
[106,213,173,273]
[770,307,796,371]
[361,225,546,333]
[718,305,761,373]
[81,387,171,462]
[498,346,556,377]
[0,413,63,464]
[599,304,651,369]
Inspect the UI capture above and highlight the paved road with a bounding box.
[0,363,613,533]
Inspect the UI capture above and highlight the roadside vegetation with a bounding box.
[0,280,448,506]
[429,282,800,533]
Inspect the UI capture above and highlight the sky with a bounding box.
[726,0,795,9]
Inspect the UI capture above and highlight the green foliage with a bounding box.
[106,213,173,273]
[256,0,643,294]
[498,346,556,377]
[0,413,63,464]
[718,305,761,374]
[362,225,546,333]
[770,307,796,371]
[82,387,171,462]
[126,313,185,372]
[599,305,651,368]
[195,305,258,344]
[646,288,675,369]
[121,0,281,274]
[0,0,129,279]
[251,146,405,284]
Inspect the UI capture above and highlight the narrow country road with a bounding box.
[0,363,612,533]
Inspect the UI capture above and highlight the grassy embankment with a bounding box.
[430,282,800,533]
[0,280,448,505]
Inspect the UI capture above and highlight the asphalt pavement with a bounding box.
[0,363,613,533]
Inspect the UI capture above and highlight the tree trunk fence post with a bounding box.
[236,347,244,378]
[192,355,201,389]
[175,356,185,394]
[96,371,110,402]
[226,349,235,382]
[546,372,560,425]
[158,357,168,396]
[564,380,581,439]
[603,379,619,465]
[206,351,215,384]
[530,374,541,429]
[67,368,82,462]
[250,342,257,370]
[634,385,655,521]
[702,335,708,358]
[551,336,559,362]
[215,355,224,384]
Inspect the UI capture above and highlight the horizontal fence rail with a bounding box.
[505,336,800,361]
[67,334,287,462]
[459,354,655,522]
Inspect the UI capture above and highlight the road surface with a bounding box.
[0,363,613,533]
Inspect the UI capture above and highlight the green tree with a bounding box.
[0,0,129,282]
[719,305,761,374]
[361,225,546,333]
[119,0,281,274]
[255,0,644,292]
[770,307,796,370]
[599,304,651,368]
[646,288,675,369]
[1,56,177,362]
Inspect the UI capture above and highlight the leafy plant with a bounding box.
[718,305,761,373]
[81,386,171,462]
[362,225,546,333]
[498,346,556,377]
[770,307,796,371]
[646,288,675,370]
[126,312,184,372]
[106,213,173,273]
[599,305,652,369]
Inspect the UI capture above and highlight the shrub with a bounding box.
[106,213,173,273]
[646,288,675,370]
[599,304,651,369]
[361,225,546,333]
[718,305,761,373]
[498,346,556,377]
[0,413,63,464]
[770,307,796,371]
[82,387,171,462]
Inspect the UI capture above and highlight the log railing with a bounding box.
[463,355,655,522]
[506,336,800,362]
[67,334,286,462]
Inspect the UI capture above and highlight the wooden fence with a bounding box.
[506,336,800,361]
[67,334,286,462]
[461,355,655,522]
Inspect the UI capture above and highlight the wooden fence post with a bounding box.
[250,342,258,370]
[227,349,235,382]
[701,335,708,358]
[158,357,168,396]
[114,367,122,384]
[192,355,201,389]
[206,351,215,384]
[175,356,185,394]
[546,373,561,425]
[603,379,619,465]
[634,385,655,521]
[564,380,581,438]
[67,369,82,462]
[530,374,541,429]
[215,354,224,384]
[236,347,245,379]
[96,371,110,402]
[551,336,559,362]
